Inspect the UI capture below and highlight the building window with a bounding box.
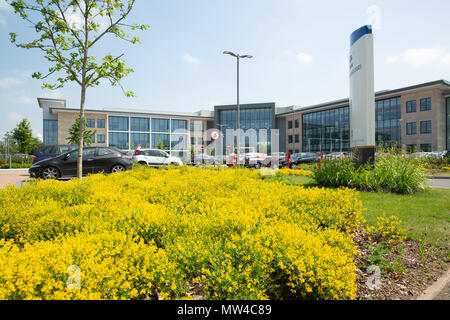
[420,121,432,134]
[406,100,416,113]
[420,144,432,152]
[420,98,432,111]
[151,134,169,150]
[109,116,129,131]
[43,119,58,145]
[151,119,169,133]
[295,134,300,143]
[86,119,95,128]
[288,135,293,144]
[109,132,129,149]
[90,134,95,143]
[171,119,187,132]
[406,144,416,153]
[288,121,293,129]
[190,122,204,131]
[375,97,402,148]
[406,122,417,135]
[302,106,350,153]
[97,119,105,128]
[131,133,150,149]
[97,134,105,143]
[190,137,195,145]
[131,117,149,132]
[294,119,299,128]
[197,137,204,145]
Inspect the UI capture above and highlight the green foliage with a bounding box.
[157,136,165,150]
[7,0,149,97]
[314,152,427,194]
[10,119,33,154]
[66,118,96,146]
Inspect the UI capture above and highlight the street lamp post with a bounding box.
[223,51,253,168]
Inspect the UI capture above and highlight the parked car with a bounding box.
[192,154,220,165]
[29,147,133,180]
[133,149,183,166]
[244,153,270,169]
[283,152,318,169]
[33,144,77,163]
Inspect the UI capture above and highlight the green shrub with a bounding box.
[314,153,427,194]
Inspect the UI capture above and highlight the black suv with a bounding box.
[33,145,77,163]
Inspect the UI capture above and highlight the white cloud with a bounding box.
[295,52,314,64]
[0,76,24,89]
[7,112,22,121]
[402,48,442,68]
[388,48,444,68]
[182,54,200,65]
[0,0,12,12]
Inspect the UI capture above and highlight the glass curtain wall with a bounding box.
[108,116,188,155]
[302,107,350,153]
[217,107,273,153]
[375,97,401,148]
[43,119,58,145]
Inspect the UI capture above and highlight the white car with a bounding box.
[133,149,183,166]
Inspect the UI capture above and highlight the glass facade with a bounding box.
[131,117,150,132]
[152,119,169,133]
[43,119,58,145]
[131,133,150,149]
[152,134,170,149]
[107,116,188,155]
[109,132,129,149]
[109,116,129,131]
[302,107,350,153]
[375,97,401,148]
[217,106,274,153]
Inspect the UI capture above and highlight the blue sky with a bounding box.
[0,0,449,140]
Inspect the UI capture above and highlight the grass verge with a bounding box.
[268,175,450,248]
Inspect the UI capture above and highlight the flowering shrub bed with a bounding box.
[0,166,365,300]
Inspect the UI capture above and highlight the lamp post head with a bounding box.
[223,51,237,57]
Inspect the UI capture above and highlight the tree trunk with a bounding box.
[77,85,86,179]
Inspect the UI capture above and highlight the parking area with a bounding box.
[0,169,29,189]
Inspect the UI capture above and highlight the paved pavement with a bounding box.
[0,169,29,189]
[427,179,450,189]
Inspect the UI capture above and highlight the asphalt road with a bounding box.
[427,179,450,189]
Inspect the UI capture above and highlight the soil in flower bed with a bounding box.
[354,230,449,300]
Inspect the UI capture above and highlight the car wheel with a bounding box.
[41,166,60,180]
[138,161,147,166]
[111,164,126,174]
[254,162,261,169]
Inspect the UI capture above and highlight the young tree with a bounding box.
[11,119,34,154]
[157,136,165,150]
[66,118,96,146]
[8,0,149,178]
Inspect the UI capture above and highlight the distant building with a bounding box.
[38,79,450,156]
